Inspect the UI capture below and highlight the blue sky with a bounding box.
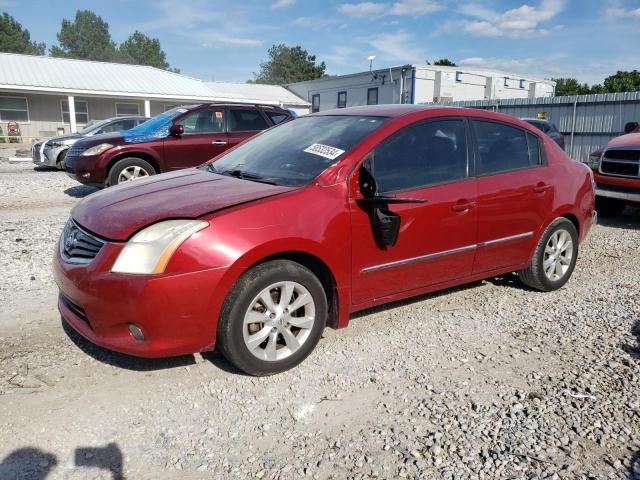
[2,0,639,84]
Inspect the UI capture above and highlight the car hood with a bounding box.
[607,132,640,148]
[46,133,85,143]
[73,132,126,150]
[72,168,296,241]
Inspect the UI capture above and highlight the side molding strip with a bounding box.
[361,231,534,274]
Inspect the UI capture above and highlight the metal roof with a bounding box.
[0,53,308,105]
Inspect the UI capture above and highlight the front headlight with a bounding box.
[111,220,208,274]
[81,143,114,156]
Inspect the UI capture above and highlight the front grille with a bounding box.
[66,145,85,159]
[60,219,106,264]
[32,142,43,161]
[600,148,640,178]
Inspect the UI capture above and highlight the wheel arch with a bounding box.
[247,251,340,329]
[105,151,161,180]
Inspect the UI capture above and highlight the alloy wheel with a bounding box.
[242,281,316,361]
[543,228,574,281]
[118,165,149,183]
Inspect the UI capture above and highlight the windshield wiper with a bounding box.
[212,167,279,185]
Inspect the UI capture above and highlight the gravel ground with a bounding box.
[0,160,638,480]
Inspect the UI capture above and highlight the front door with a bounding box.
[163,107,228,170]
[350,118,478,305]
[470,119,554,273]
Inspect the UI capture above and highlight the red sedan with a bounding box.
[54,105,596,375]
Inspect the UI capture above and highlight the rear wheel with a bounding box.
[216,260,327,376]
[595,196,625,218]
[107,157,156,186]
[518,218,578,292]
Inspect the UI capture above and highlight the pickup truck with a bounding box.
[586,121,640,217]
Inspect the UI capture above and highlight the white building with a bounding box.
[287,64,556,112]
[0,53,308,141]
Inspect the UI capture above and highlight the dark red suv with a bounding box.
[65,104,292,187]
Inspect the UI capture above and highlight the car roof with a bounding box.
[521,118,553,123]
[102,115,149,121]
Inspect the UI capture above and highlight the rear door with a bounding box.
[471,119,553,273]
[226,107,272,149]
[163,107,228,170]
[350,118,478,304]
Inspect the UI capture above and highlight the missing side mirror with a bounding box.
[373,207,401,247]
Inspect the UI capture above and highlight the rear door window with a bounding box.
[472,120,530,175]
[265,111,289,125]
[229,109,270,132]
[180,109,225,135]
[370,119,468,193]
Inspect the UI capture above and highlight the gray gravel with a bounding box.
[0,160,639,480]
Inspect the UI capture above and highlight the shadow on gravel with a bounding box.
[486,273,531,291]
[630,450,640,480]
[62,318,196,371]
[623,320,640,360]
[597,206,640,231]
[0,447,57,480]
[64,185,99,198]
[33,165,58,172]
[201,350,247,376]
[351,280,487,320]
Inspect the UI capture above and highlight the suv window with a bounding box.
[473,120,530,175]
[371,119,468,193]
[229,109,270,132]
[101,119,136,133]
[265,111,289,125]
[181,109,225,134]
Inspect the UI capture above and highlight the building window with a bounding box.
[519,79,526,89]
[455,71,462,82]
[0,96,29,122]
[115,102,140,117]
[61,99,89,124]
[337,91,347,108]
[311,94,320,113]
[367,88,378,105]
[504,77,510,87]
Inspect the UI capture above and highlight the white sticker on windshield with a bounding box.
[304,143,345,160]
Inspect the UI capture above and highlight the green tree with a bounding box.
[0,12,45,55]
[433,58,456,67]
[251,44,325,84]
[50,10,117,61]
[118,31,177,71]
[552,78,592,96]
[602,70,640,93]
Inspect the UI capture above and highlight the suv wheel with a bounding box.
[107,158,156,186]
[216,260,327,376]
[518,218,579,292]
[595,197,625,218]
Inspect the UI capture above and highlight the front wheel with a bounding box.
[56,149,67,170]
[518,218,579,292]
[216,260,327,376]
[107,158,156,186]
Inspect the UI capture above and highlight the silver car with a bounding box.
[32,116,148,169]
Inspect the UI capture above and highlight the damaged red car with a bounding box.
[54,105,596,376]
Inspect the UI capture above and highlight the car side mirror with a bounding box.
[170,124,184,136]
[359,162,377,198]
[96,129,105,135]
[624,121,639,134]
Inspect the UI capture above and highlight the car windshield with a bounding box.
[78,119,109,134]
[204,115,388,187]
[122,106,193,144]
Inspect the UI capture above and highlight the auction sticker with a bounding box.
[304,143,345,160]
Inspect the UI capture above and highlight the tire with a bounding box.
[595,196,625,218]
[217,260,327,376]
[56,149,67,170]
[107,157,156,186]
[518,218,579,292]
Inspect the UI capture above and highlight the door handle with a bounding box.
[211,140,227,145]
[534,182,551,193]
[452,199,477,213]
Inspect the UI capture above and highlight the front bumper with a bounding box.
[596,184,640,204]
[64,153,106,185]
[54,240,228,357]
